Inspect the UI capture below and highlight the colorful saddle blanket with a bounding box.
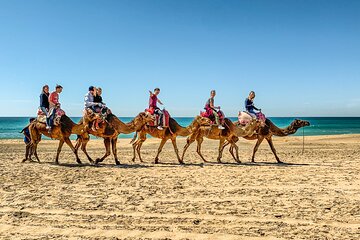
[145,108,170,128]
[200,109,225,125]
[37,108,65,126]
[238,111,266,126]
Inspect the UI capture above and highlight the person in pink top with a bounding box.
[48,85,63,131]
[148,88,164,130]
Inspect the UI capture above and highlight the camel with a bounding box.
[27,115,86,164]
[225,118,310,163]
[130,116,211,164]
[75,112,154,165]
[181,118,260,163]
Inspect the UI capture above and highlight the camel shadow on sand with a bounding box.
[46,161,153,169]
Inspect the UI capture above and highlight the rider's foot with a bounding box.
[157,126,164,130]
[218,125,225,130]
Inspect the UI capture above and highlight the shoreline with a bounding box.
[1,133,360,142]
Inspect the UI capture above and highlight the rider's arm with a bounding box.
[157,99,163,105]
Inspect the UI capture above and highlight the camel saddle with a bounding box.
[238,111,266,127]
[200,109,225,125]
[145,108,170,128]
[37,108,65,126]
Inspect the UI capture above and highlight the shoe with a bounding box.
[218,125,225,130]
[157,126,164,130]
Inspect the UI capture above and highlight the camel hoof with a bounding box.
[277,160,284,164]
[131,158,135,162]
[217,159,222,163]
[154,159,159,164]
[22,159,27,163]
[77,160,82,164]
[54,161,59,165]
[94,158,101,165]
[115,160,121,165]
[179,161,185,165]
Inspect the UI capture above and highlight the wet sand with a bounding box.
[0,135,359,239]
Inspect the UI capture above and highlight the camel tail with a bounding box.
[266,119,287,136]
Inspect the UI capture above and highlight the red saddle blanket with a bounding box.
[200,109,225,125]
[145,108,171,128]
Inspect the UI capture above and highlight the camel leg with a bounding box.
[131,140,138,162]
[22,145,31,162]
[111,138,120,165]
[33,144,40,162]
[196,137,209,163]
[55,140,65,164]
[64,137,82,164]
[266,137,283,163]
[216,138,226,163]
[181,136,196,162]
[95,138,111,164]
[231,142,241,163]
[136,140,145,163]
[251,136,264,162]
[171,138,184,164]
[79,136,94,164]
[154,138,167,164]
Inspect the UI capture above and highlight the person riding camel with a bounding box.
[84,86,103,130]
[245,91,261,118]
[94,87,108,115]
[48,85,63,132]
[148,88,164,130]
[205,90,225,130]
[39,85,50,128]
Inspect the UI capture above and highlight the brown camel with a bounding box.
[27,115,86,164]
[226,118,310,163]
[181,118,259,163]
[130,116,211,164]
[75,112,154,165]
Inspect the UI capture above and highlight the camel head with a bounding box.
[291,119,310,129]
[194,115,212,126]
[133,112,155,130]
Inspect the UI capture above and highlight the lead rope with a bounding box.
[302,127,305,154]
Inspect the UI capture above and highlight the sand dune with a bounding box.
[0,135,359,239]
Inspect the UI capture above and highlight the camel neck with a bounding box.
[109,115,137,134]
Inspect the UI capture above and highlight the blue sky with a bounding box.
[0,0,359,117]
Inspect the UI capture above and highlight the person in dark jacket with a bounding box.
[39,85,50,127]
[245,91,261,117]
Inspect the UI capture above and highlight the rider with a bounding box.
[94,87,107,114]
[205,90,225,129]
[48,85,63,131]
[84,86,103,130]
[85,86,103,112]
[245,91,261,118]
[39,85,50,127]
[149,88,164,130]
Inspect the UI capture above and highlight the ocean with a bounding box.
[1,117,360,140]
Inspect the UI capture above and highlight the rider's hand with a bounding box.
[259,109,262,112]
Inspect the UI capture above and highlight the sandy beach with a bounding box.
[0,135,359,239]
